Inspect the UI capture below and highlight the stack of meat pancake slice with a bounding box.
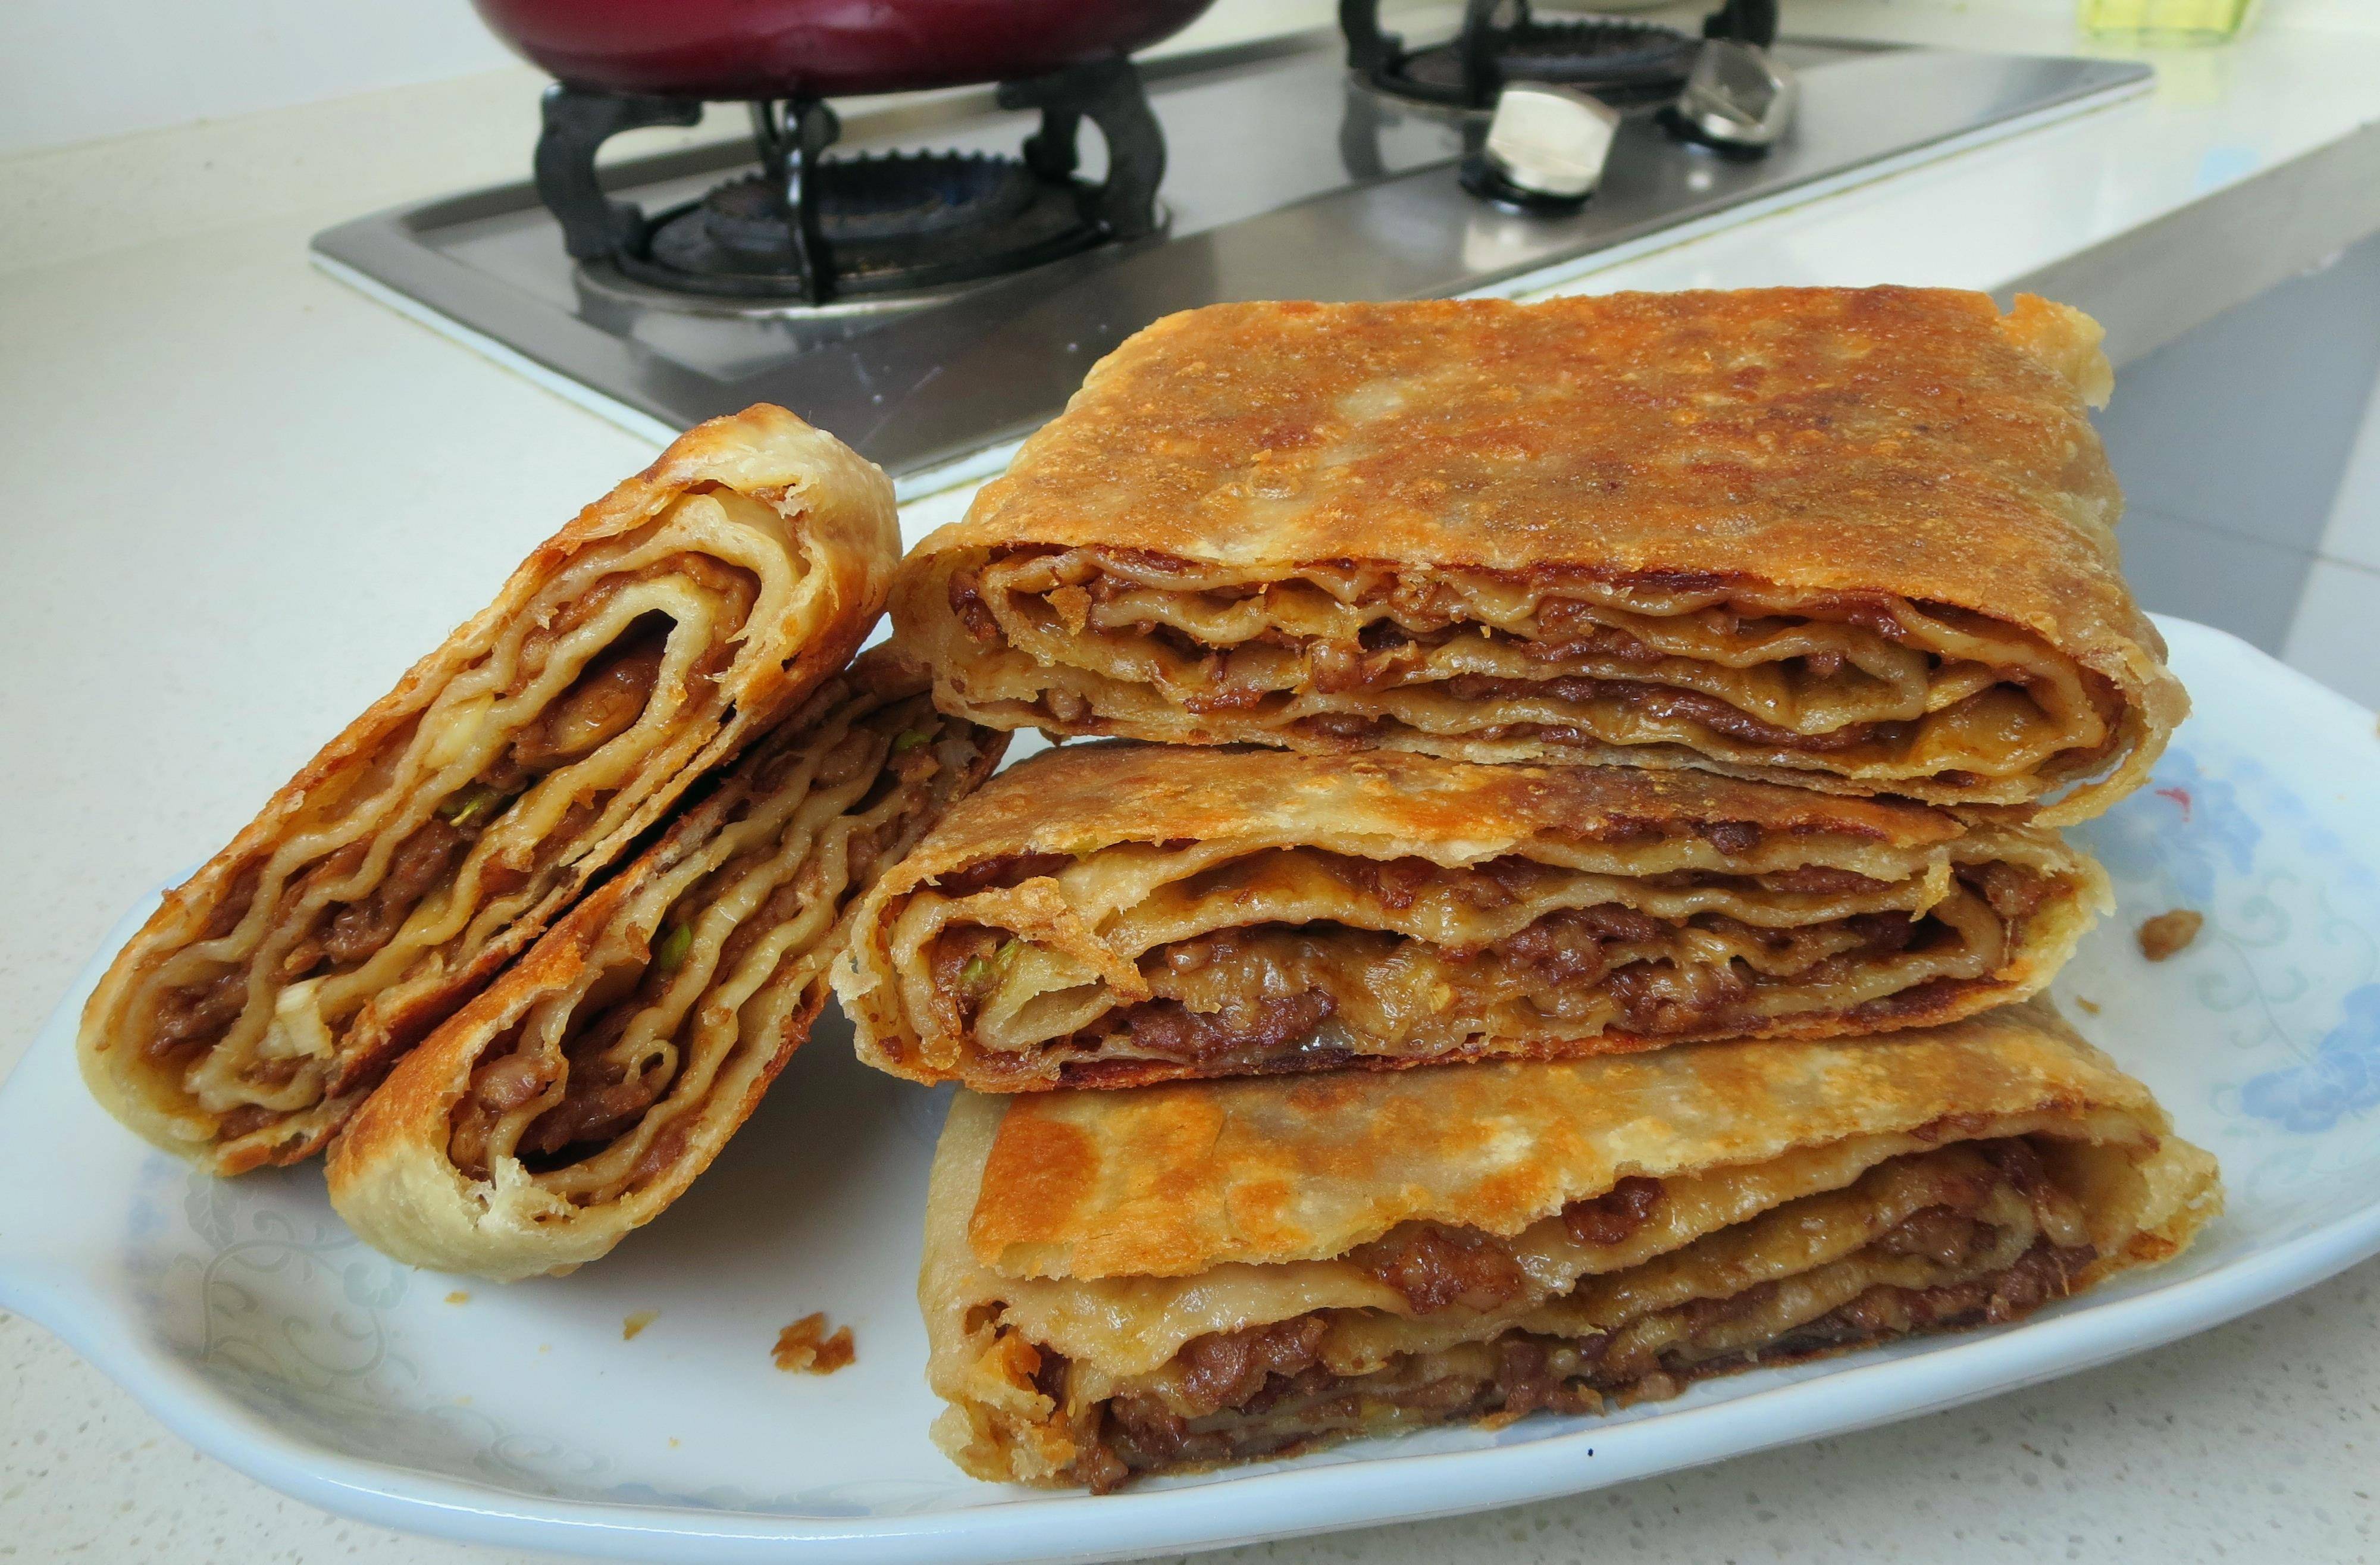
[920,1004,2219,1489]
[844,287,2219,1486]
[81,406,1004,1277]
[897,291,2185,825]
[836,744,2106,1091]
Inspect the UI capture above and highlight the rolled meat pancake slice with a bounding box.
[832,742,2110,1092]
[81,405,898,1174]
[894,289,2186,824]
[922,1000,2221,1490]
[327,652,1006,1280]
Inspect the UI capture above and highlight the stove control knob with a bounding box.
[1676,39,1798,151]
[1477,83,1622,205]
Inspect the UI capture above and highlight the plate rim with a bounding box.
[8,1199,2379,1564]
[5,613,2378,1564]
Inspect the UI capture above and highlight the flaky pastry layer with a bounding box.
[82,405,898,1172]
[835,744,2109,1091]
[895,291,2186,821]
[920,1004,2219,1489]
[326,652,1004,1279]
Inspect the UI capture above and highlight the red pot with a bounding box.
[472,0,1220,100]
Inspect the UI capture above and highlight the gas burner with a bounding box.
[533,55,1166,306]
[1343,0,1702,112]
[635,151,1108,298]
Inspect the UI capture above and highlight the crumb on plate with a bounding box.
[2137,909,2204,962]
[623,1309,659,1341]
[774,1312,856,1375]
[2074,997,2100,1015]
[444,1291,469,1305]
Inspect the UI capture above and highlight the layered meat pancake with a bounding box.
[328,652,1004,1280]
[921,1002,2219,1489]
[81,405,898,1172]
[894,290,2184,823]
[834,743,2110,1091]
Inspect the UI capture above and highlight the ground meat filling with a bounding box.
[1349,1181,1665,1315]
[968,553,2125,780]
[1114,993,1342,1069]
[1352,1225,1532,1314]
[317,818,474,968]
[146,813,493,1066]
[1442,674,1911,755]
[444,726,945,1190]
[148,970,250,1060]
[481,624,674,790]
[1563,1175,1665,1245]
[931,855,2049,1075]
[447,1031,554,1178]
[484,825,888,1175]
[140,607,704,1071]
[1066,1146,2093,1488]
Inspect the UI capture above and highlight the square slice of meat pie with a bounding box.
[920,1001,2220,1489]
[832,743,2110,1092]
[894,289,2185,824]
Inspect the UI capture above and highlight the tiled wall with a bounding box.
[2100,229,2380,710]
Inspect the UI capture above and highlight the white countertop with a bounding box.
[5,2,2379,1560]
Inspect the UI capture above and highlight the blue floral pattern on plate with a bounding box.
[2072,741,2380,1148]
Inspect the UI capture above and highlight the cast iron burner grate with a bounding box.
[533,55,1166,305]
[1344,0,1704,111]
[640,152,1103,296]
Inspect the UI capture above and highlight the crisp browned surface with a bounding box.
[892,290,2186,819]
[963,1000,2160,1281]
[920,289,2128,612]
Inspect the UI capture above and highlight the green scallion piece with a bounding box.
[890,728,930,755]
[653,922,693,974]
[437,784,510,828]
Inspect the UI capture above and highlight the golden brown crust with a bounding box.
[326,651,1006,1279]
[919,1000,2222,1486]
[80,405,900,1173]
[960,999,2157,1279]
[893,290,2185,822]
[833,743,2107,1091]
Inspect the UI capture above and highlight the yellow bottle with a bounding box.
[2079,0,2255,43]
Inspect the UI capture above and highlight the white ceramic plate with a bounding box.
[4,615,2378,1564]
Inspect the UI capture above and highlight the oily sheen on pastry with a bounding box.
[894,289,2185,824]
[832,742,2109,1091]
[327,652,1004,1280]
[919,1001,2219,1489]
[81,405,898,1173]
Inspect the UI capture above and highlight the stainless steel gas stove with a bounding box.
[312,17,2147,485]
